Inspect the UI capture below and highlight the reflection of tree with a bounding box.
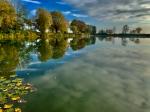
[37,38,68,61]
[98,36,105,41]
[37,40,53,62]
[121,38,128,46]
[70,37,95,51]
[0,45,19,72]
[134,39,140,44]
[52,39,68,59]
[90,36,96,45]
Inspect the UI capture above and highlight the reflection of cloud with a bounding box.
[31,43,150,112]
[22,0,41,4]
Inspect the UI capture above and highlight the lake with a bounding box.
[0,37,150,112]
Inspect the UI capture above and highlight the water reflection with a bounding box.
[37,38,68,61]
[23,36,150,112]
[0,44,19,74]
[0,36,149,112]
[97,36,141,46]
[70,37,96,51]
[0,36,145,70]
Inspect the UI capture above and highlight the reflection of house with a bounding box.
[68,28,73,33]
[68,38,73,43]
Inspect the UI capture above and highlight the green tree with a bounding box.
[70,19,87,34]
[135,27,142,34]
[87,25,96,34]
[36,8,53,34]
[51,11,68,33]
[0,0,17,32]
[70,26,78,34]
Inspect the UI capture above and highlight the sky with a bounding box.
[20,0,150,33]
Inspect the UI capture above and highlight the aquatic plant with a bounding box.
[0,75,36,112]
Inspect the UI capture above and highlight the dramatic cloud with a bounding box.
[64,0,150,21]
[22,0,41,4]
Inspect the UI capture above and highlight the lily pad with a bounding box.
[15,108,21,112]
[11,96,20,101]
[0,108,3,112]
[4,104,13,109]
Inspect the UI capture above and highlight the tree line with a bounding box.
[98,25,143,35]
[0,0,97,40]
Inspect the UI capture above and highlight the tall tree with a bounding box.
[36,8,53,34]
[122,25,129,34]
[0,0,17,32]
[51,11,68,33]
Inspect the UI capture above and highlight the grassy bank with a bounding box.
[0,31,39,42]
[0,31,91,43]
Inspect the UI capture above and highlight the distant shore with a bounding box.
[96,34,150,38]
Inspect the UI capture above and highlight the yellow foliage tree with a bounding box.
[0,0,17,32]
[36,8,53,34]
[51,11,68,33]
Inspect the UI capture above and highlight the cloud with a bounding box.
[30,9,37,16]
[72,13,88,18]
[62,11,71,15]
[22,0,41,4]
[64,0,150,21]
[62,11,88,18]
[56,1,67,5]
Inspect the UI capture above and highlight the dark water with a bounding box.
[1,37,150,112]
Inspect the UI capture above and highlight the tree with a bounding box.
[51,11,68,33]
[135,27,142,34]
[0,0,17,32]
[122,25,129,34]
[36,8,53,34]
[87,25,97,35]
[70,26,78,34]
[106,29,113,34]
[14,0,28,30]
[112,26,116,34]
[70,19,87,34]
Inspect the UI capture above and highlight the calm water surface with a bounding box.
[1,37,150,112]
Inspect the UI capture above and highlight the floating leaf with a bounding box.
[0,108,3,112]
[11,96,20,101]
[15,108,21,112]
[16,83,22,87]
[4,104,13,109]
[5,108,14,112]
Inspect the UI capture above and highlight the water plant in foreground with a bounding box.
[0,75,36,112]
